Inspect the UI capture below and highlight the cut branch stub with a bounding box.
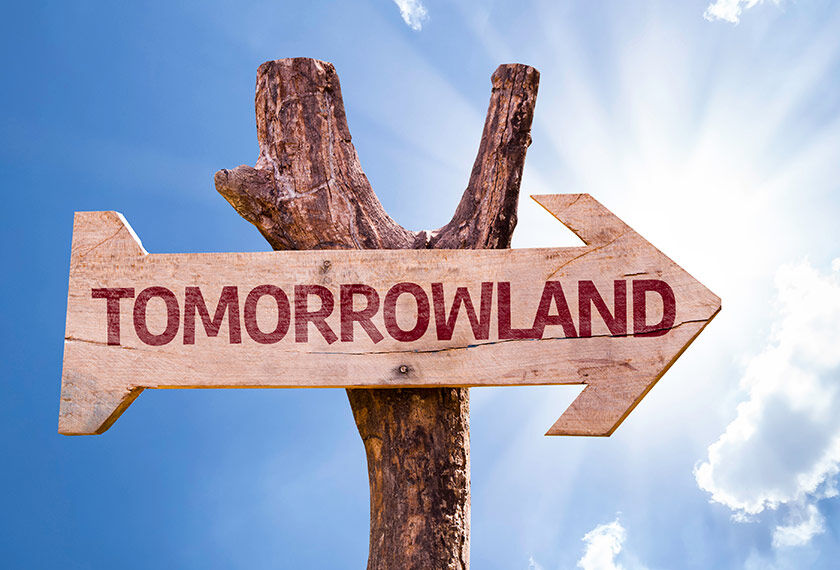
[429,64,539,249]
[216,58,414,251]
[215,57,539,570]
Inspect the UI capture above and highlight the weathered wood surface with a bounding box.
[216,58,539,570]
[59,59,720,569]
[61,193,720,437]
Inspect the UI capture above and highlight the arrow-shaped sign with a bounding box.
[60,194,720,436]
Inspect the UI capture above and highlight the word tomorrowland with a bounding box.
[60,198,719,436]
[90,279,676,348]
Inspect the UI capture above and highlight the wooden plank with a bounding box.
[59,193,720,436]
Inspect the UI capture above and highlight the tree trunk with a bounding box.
[215,57,539,569]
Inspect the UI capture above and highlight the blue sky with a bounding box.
[2,0,840,568]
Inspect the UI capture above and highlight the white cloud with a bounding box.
[578,519,626,570]
[695,259,840,547]
[392,0,428,31]
[528,555,545,570]
[704,0,778,24]
[772,503,825,548]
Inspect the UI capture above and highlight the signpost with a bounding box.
[59,58,720,569]
[60,193,719,436]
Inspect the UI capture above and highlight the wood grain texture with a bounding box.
[214,58,539,570]
[61,194,720,437]
[59,59,720,569]
[215,58,415,251]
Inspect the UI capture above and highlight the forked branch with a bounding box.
[214,57,539,570]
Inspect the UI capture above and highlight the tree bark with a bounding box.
[215,57,539,569]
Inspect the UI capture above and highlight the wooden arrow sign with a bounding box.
[60,193,720,436]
